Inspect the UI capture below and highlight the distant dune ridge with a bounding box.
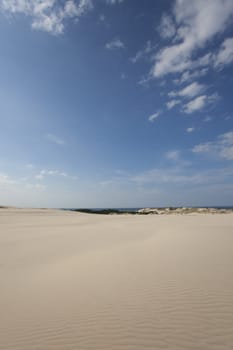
[1,208,233,349]
[74,207,233,215]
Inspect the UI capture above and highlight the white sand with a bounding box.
[1,208,233,350]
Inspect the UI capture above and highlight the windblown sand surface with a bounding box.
[1,209,233,350]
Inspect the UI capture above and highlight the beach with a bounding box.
[1,208,233,349]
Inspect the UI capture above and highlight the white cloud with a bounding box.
[34,168,76,181]
[130,41,153,64]
[100,161,233,194]
[148,111,161,122]
[137,74,153,87]
[186,127,195,133]
[105,38,125,50]
[166,150,180,161]
[220,146,233,160]
[193,131,233,160]
[35,173,44,180]
[126,164,233,187]
[0,172,47,193]
[193,143,212,153]
[166,99,180,110]
[0,0,93,35]
[218,131,233,145]
[176,68,209,84]
[64,0,92,17]
[106,0,124,4]
[183,93,218,114]
[214,37,233,68]
[169,82,205,99]
[158,14,176,39]
[183,95,207,113]
[46,133,65,145]
[153,0,233,77]
[35,169,69,180]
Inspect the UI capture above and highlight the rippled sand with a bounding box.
[1,208,233,350]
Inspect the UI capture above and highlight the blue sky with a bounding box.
[0,0,233,208]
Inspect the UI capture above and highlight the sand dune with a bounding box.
[1,208,233,349]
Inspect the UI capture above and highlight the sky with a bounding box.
[0,0,233,208]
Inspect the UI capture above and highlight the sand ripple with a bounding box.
[1,210,233,349]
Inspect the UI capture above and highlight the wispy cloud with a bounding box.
[26,163,34,169]
[157,14,176,40]
[153,0,233,77]
[148,111,161,122]
[186,127,195,133]
[101,163,233,190]
[134,1,233,118]
[35,168,77,181]
[174,68,209,85]
[0,172,46,192]
[166,99,181,110]
[46,133,65,145]
[0,173,17,186]
[105,38,125,50]
[214,37,233,68]
[130,41,154,63]
[137,74,153,87]
[203,116,212,122]
[35,169,67,180]
[193,131,233,160]
[183,93,218,114]
[131,166,233,187]
[166,150,180,161]
[0,0,93,35]
[183,95,207,114]
[106,0,125,4]
[0,164,78,200]
[168,82,206,99]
